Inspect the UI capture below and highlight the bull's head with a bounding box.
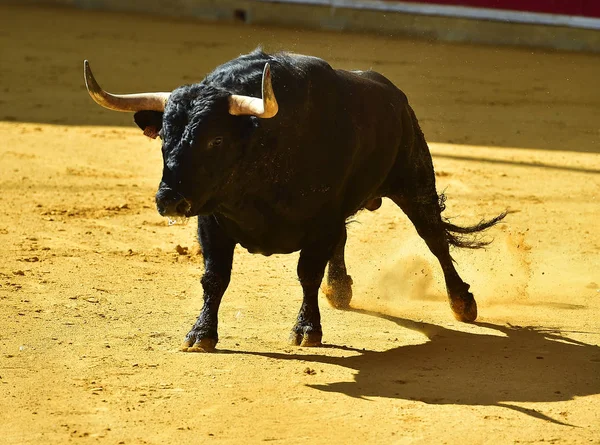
[84,61,278,217]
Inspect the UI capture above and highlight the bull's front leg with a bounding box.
[290,228,342,347]
[181,215,236,353]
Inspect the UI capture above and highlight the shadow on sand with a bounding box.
[433,153,600,175]
[235,309,600,426]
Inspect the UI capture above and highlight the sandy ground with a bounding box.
[1,4,600,444]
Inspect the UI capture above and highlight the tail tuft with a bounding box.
[439,193,510,249]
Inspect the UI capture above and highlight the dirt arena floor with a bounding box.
[1,4,599,444]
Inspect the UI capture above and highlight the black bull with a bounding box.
[84,49,507,351]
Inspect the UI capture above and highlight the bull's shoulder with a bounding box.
[335,69,409,104]
[273,52,336,79]
[204,50,335,95]
[349,69,395,86]
[276,52,331,68]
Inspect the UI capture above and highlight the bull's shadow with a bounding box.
[239,309,600,425]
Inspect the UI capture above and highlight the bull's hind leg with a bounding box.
[390,194,478,322]
[324,201,381,310]
[324,224,353,309]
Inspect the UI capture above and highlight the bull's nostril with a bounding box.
[175,198,192,215]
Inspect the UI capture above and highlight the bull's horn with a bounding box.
[84,60,171,112]
[228,63,278,119]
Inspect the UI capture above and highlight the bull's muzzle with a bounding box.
[155,187,192,217]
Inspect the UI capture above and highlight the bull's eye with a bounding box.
[208,137,223,149]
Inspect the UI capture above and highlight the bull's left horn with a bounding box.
[84,60,171,112]
[228,63,278,119]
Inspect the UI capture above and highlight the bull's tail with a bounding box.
[443,212,508,249]
[438,193,509,249]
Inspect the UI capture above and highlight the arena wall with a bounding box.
[5,0,600,52]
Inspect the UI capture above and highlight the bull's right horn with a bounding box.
[228,63,278,119]
[84,60,171,112]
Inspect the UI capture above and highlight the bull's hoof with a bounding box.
[289,327,323,347]
[181,330,218,352]
[323,275,353,309]
[450,294,478,323]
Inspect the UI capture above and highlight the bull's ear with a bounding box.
[134,110,163,139]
